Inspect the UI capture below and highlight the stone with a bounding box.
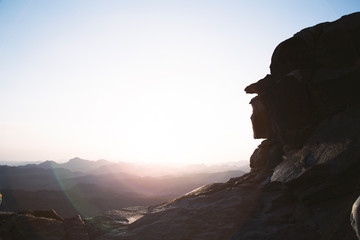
[19,209,64,222]
[351,196,360,239]
[249,95,272,138]
[245,74,275,95]
[246,12,360,149]
[0,212,66,240]
[64,215,90,240]
[270,36,314,78]
[250,139,283,169]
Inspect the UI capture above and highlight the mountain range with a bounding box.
[0,157,247,217]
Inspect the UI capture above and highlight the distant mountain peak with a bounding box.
[38,160,58,168]
[68,157,85,162]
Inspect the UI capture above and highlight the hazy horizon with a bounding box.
[1,1,359,166]
[0,156,250,168]
[0,156,251,179]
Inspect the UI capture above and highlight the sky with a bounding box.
[0,0,359,166]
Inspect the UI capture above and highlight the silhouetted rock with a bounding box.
[64,215,90,240]
[351,197,360,239]
[19,209,64,222]
[0,212,65,240]
[0,212,92,240]
[249,139,283,169]
[248,12,360,147]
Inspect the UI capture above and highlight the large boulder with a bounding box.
[247,12,360,166]
[19,209,64,222]
[0,212,66,240]
[64,215,90,240]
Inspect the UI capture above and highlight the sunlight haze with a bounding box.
[0,0,359,165]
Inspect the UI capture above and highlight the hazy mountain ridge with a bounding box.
[0,157,247,217]
[18,157,249,175]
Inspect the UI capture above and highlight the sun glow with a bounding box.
[1,0,357,166]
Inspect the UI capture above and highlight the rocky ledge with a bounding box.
[2,12,360,240]
[0,210,89,240]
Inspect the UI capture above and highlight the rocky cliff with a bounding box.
[1,12,360,240]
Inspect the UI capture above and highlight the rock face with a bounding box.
[245,12,360,147]
[0,210,95,240]
[64,215,89,240]
[1,12,360,240]
[0,211,66,240]
[351,197,360,239]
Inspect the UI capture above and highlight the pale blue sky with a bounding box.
[0,0,359,165]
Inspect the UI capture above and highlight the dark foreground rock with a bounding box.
[1,12,360,240]
[0,211,66,240]
[64,215,89,240]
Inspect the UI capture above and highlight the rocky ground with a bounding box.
[1,12,360,240]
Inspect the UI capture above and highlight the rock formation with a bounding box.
[1,12,360,240]
[351,197,360,239]
[0,210,66,240]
